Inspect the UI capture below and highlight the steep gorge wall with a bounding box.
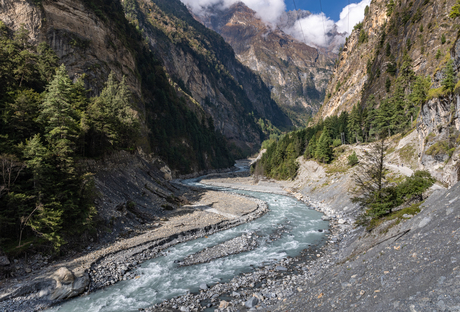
[317,0,460,186]
[195,3,336,126]
[0,0,140,97]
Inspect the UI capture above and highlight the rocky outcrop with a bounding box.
[194,3,336,125]
[417,94,460,185]
[318,0,388,119]
[0,0,140,97]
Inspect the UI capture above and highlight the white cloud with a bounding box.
[181,0,371,48]
[283,13,336,48]
[336,0,371,34]
[181,0,286,24]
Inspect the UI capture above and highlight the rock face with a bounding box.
[0,0,139,97]
[140,0,292,151]
[317,0,460,186]
[194,3,336,126]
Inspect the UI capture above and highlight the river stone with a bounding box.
[200,283,208,290]
[0,255,10,266]
[275,266,287,272]
[245,296,259,308]
[219,300,229,308]
[54,267,75,285]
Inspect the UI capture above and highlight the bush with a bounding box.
[426,87,446,100]
[332,139,342,147]
[348,151,359,166]
[435,49,442,59]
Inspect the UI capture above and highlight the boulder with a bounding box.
[245,296,259,308]
[50,267,89,300]
[199,283,208,290]
[275,266,287,272]
[219,300,229,308]
[0,255,10,266]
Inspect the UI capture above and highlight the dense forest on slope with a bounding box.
[0,0,238,253]
[0,24,135,252]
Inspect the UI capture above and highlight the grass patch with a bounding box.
[427,87,447,100]
[454,80,460,94]
[425,132,436,144]
[367,202,423,231]
[325,163,349,174]
[426,140,449,156]
[398,144,416,166]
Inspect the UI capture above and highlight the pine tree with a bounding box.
[39,64,79,172]
[315,128,333,163]
[442,59,456,93]
[410,75,431,105]
[391,83,408,132]
[87,72,139,155]
[348,104,362,143]
[374,99,394,137]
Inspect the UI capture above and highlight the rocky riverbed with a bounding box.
[177,232,259,267]
[142,215,352,312]
[0,190,267,312]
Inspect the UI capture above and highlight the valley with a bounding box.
[1,0,460,310]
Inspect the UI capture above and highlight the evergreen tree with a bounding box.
[374,99,393,137]
[305,135,317,159]
[39,64,79,171]
[87,72,139,155]
[442,59,456,93]
[391,83,408,132]
[385,76,391,92]
[315,129,333,163]
[410,75,431,106]
[348,104,362,143]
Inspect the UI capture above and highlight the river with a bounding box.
[48,169,328,312]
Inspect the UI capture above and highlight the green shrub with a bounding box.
[426,87,446,100]
[426,140,449,156]
[450,0,460,18]
[332,139,342,147]
[348,151,359,166]
[435,49,442,59]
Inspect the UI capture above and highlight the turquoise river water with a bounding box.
[48,174,328,312]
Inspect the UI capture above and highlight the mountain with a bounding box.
[134,0,293,151]
[192,3,337,126]
[0,0,293,174]
[317,0,460,185]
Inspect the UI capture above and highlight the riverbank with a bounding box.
[0,189,268,312]
[141,163,357,312]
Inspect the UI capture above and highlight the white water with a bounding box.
[48,169,328,312]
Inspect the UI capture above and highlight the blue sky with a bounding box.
[285,0,363,22]
[182,0,370,47]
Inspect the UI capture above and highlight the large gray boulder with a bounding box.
[50,267,89,300]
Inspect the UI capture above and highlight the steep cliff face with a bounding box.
[0,0,140,97]
[193,3,336,126]
[318,0,388,119]
[135,0,292,151]
[0,0,292,173]
[317,0,460,186]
